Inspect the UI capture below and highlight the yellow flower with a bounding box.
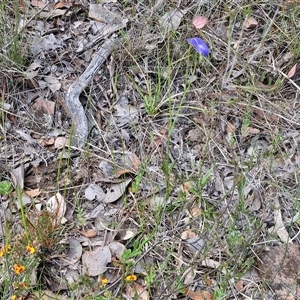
[101,277,109,284]
[125,274,137,282]
[26,244,36,254]
[0,245,11,257]
[13,264,26,275]
[11,295,17,300]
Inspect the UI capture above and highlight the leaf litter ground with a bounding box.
[1,0,300,299]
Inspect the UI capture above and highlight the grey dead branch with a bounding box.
[65,37,120,148]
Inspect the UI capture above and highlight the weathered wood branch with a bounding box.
[65,37,120,148]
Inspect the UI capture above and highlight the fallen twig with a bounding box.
[65,37,120,148]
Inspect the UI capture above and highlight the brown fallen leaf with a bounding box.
[32,98,55,116]
[180,181,192,194]
[245,16,258,29]
[185,288,214,300]
[288,63,297,78]
[181,229,197,240]
[44,137,55,146]
[183,267,196,285]
[30,0,48,9]
[80,229,98,238]
[125,282,149,300]
[116,152,141,175]
[54,137,69,149]
[54,1,73,9]
[235,279,244,291]
[242,127,260,137]
[190,205,202,217]
[152,129,167,147]
[25,188,40,198]
[225,122,236,133]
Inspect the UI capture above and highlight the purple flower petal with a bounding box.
[187,37,210,57]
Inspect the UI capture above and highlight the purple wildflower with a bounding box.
[187,37,210,57]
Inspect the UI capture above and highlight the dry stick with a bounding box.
[65,37,120,148]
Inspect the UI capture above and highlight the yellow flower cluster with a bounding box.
[125,274,137,282]
[0,245,11,257]
[3,244,37,300]
[26,244,36,254]
[101,277,109,284]
[13,264,26,275]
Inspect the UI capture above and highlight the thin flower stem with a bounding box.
[0,197,14,297]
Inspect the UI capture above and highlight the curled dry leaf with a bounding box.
[25,188,40,198]
[10,164,25,190]
[242,127,260,137]
[30,0,48,9]
[201,258,221,269]
[183,267,196,285]
[245,16,258,29]
[180,181,192,194]
[235,280,244,291]
[116,152,141,175]
[67,238,82,264]
[117,229,137,241]
[269,197,292,243]
[54,137,69,149]
[190,205,202,217]
[192,16,208,29]
[225,122,236,134]
[47,192,67,224]
[185,288,214,300]
[288,63,297,78]
[181,229,197,240]
[44,137,55,146]
[80,229,98,238]
[125,282,149,300]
